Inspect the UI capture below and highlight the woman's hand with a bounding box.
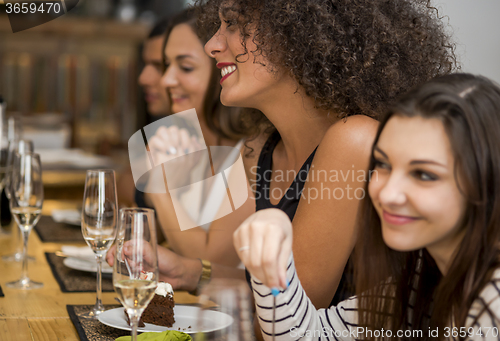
[106,243,200,291]
[146,125,205,191]
[233,208,293,290]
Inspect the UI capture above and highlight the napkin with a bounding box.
[61,245,114,272]
[61,245,96,262]
[52,209,81,226]
[115,331,192,341]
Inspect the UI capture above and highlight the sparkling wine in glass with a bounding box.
[113,208,158,341]
[3,139,35,262]
[81,169,118,319]
[6,152,44,289]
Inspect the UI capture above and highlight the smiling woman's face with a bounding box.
[161,24,213,116]
[204,12,288,110]
[368,115,467,268]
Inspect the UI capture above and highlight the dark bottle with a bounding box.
[0,95,12,227]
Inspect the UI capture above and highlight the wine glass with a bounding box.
[113,208,158,341]
[81,169,118,319]
[195,279,254,341]
[6,152,44,289]
[3,139,35,262]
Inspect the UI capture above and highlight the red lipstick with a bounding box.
[216,62,235,69]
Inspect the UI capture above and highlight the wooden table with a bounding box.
[0,200,201,341]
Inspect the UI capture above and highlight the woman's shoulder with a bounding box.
[317,115,379,164]
[467,268,500,329]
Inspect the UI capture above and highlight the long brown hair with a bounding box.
[355,73,500,340]
[162,8,265,142]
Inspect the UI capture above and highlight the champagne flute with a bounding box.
[113,208,158,341]
[3,139,35,262]
[6,152,44,289]
[195,279,254,341]
[81,169,118,319]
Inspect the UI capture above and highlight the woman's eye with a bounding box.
[181,66,194,72]
[413,170,437,181]
[373,159,390,170]
[223,19,237,30]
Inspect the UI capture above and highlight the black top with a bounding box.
[255,131,316,221]
[247,130,353,307]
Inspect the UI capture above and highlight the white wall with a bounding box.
[436,0,500,84]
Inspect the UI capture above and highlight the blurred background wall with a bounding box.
[436,0,500,85]
[0,0,498,156]
[0,0,187,155]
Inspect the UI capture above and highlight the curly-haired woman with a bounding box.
[200,0,457,309]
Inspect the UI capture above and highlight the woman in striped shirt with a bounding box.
[235,73,500,340]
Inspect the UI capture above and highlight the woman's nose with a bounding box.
[377,173,407,207]
[161,66,177,88]
[205,29,226,59]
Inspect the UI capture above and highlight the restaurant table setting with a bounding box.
[0,113,251,340]
[44,250,114,293]
[34,214,85,243]
[67,304,130,341]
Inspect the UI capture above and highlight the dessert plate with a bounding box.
[63,257,113,274]
[98,306,233,334]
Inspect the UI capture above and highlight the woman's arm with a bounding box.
[233,208,358,340]
[144,126,256,266]
[147,186,255,266]
[291,115,378,308]
[252,255,359,341]
[106,242,246,291]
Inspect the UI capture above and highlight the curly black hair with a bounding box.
[196,0,458,119]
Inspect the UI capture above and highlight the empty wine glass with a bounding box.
[6,152,44,289]
[195,279,254,341]
[3,139,35,262]
[113,208,158,341]
[81,169,118,319]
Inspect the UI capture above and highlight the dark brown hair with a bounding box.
[197,0,457,120]
[163,8,264,141]
[355,73,500,340]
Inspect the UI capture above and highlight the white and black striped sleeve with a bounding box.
[251,254,360,341]
[465,271,500,341]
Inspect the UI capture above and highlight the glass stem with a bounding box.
[95,253,104,313]
[128,310,140,341]
[20,228,30,281]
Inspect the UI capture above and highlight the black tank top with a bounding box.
[247,130,353,307]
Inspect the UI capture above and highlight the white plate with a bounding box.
[63,257,113,274]
[98,306,233,334]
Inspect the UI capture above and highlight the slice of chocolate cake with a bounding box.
[124,273,175,328]
[141,282,175,327]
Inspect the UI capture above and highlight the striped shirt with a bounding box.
[252,255,500,340]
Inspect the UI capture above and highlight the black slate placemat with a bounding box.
[34,216,84,243]
[67,304,129,341]
[45,252,114,293]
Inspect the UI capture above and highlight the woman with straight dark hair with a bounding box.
[235,73,500,340]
